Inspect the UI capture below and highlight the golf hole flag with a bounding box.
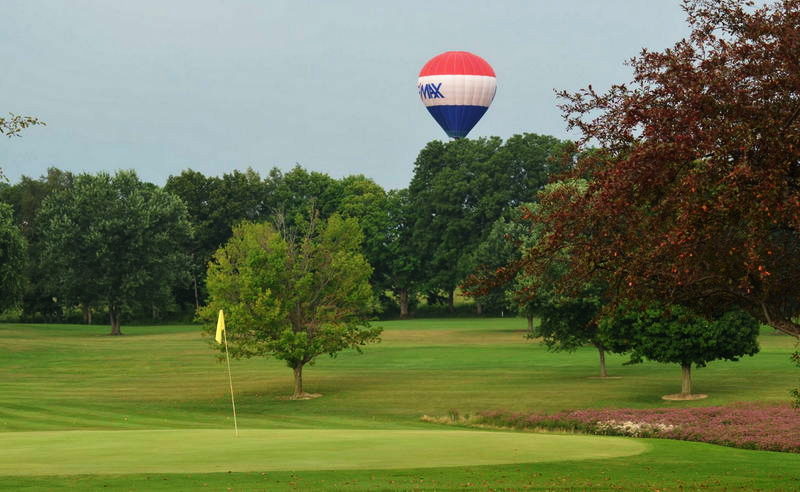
[215,308,239,436]
[418,51,497,139]
[215,310,225,344]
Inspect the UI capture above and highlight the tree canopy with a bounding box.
[408,133,568,308]
[201,213,381,398]
[521,0,800,337]
[0,203,26,311]
[36,170,192,334]
[600,303,760,398]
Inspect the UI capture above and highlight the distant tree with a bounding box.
[523,182,626,378]
[529,281,613,377]
[164,169,217,310]
[337,175,393,300]
[0,203,26,311]
[0,168,75,237]
[264,165,344,224]
[37,171,192,334]
[466,181,627,377]
[408,138,502,308]
[383,189,421,318]
[600,303,760,398]
[0,168,75,320]
[165,168,266,310]
[465,216,519,315]
[201,213,381,398]
[408,134,568,310]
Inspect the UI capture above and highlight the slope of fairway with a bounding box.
[0,429,647,476]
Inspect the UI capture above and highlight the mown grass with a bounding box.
[0,318,798,490]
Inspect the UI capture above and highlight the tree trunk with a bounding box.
[399,288,410,319]
[82,304,92,325]
[526,314,534,331]
[447,289,455,312]
[193,274,200,312]
[293,365,304,397]
[476,302,483,315]
[109,308,123,336]
[597,346,608,378]
[681,363,692,396]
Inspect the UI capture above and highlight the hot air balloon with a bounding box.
[417,51,497,139]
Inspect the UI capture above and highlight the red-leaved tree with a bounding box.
[521,0,800,338]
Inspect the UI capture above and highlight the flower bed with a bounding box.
[474,404,800,453]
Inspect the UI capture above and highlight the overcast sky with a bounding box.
[2,1,689,190]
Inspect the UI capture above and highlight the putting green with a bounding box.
[0,429,647,476]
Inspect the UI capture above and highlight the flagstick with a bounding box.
[222,330,239,437]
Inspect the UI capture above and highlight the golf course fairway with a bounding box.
[1,429,647,476]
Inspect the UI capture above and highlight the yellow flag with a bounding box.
[215,310,226,344]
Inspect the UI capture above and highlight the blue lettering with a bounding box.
[418,82,445,100]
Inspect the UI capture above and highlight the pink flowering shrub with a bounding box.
[475,404,800,453]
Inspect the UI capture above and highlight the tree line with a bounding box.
[0,133,568,327]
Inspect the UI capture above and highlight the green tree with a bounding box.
[0,168,74,237]
[408,138,500,308]
[337,175,392,296]
[600,303,760,399]
[525,182,625,378]
[37,171,192,334]
[529,281,612,377]
[383,189,421,318]
[465,216,520,315]
[165,168,266,311]
[264,165,344,224]
[0,203,27,311]
[201,213,381,398]
[408,134,567,309]
[0,169,75,320]
[466,181,627,377]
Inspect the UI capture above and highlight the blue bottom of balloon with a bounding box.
[425,105,489,139]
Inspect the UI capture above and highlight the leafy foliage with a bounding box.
[36,171,192,333]
[525,0,800,337]
[0,113,45,138]
[600,302,760,369]
[201,214,381,397]
[408,134,568,306]
[0,203,27,311]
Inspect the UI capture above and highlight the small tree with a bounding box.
[600,303,760,399]
[467,181,626,377]
[529,283,615,378]
[0,203,26,311]
[464,217,518,315]
[202,213,381,399]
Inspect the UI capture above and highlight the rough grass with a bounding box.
[0,319,798,490]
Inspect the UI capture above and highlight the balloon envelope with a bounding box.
[418,51,497,139]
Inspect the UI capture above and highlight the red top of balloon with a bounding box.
[419,51,496,77]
